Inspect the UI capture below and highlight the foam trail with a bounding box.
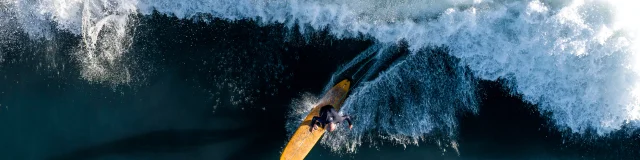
[322,43,382,93]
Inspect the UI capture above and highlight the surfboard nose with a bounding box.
[338,79,351,90]
[343,79,351,87]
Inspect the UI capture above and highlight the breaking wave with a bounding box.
[2,0,640,154]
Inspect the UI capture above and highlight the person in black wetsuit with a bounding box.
[309,105,353,132]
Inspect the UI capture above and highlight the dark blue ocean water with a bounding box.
[1,12,639,160]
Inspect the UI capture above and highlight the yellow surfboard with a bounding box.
[280,79,351,160]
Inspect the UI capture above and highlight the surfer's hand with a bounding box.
[310,124,318,132]
[349,124,353,130]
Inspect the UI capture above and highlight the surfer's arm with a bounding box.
[311,116,322,127]
[342,115,352,126]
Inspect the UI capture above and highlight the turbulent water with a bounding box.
[2,0,640,158]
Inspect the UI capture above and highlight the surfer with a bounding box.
[309,105,353,132]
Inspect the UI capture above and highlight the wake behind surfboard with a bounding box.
[280,79,351,160]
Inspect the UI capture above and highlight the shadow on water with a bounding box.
[47,128,254,160]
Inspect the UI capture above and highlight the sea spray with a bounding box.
[285,92,321,139]
[318,45,479,154]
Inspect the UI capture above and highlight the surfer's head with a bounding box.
[327,122,337,132]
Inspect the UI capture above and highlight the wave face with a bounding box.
[322,45,479,154]
[2,0,640,154]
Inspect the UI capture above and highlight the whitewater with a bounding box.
[2,0,640,155]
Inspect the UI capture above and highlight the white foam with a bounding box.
[3,0,137,85]
[317,45,478,154]
[3,0,640,152]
